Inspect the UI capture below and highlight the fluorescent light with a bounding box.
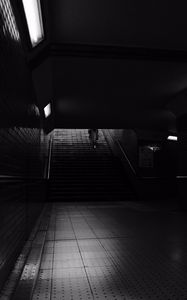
[44,103,51,118]
[22,0,44,47]
[167,135,178,141]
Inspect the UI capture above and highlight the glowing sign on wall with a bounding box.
[167,135,178,141]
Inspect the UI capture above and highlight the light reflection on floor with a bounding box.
[31,203,187,300]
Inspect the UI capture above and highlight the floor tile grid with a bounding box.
[67,206,118,299]
[51,206,94,300]
[105,240,173,300]
[81,208,126,240]
[97,240,163,299]
[111,237,187,284]
[100,239,187,300]
[67,210,95,300]
[77,205,187,300]
[91,217,186,299]
[32,208,56,300]
[32,203,187,300]
[50,208,58,300]
[74,205,131,300]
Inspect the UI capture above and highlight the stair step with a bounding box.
[48,129,135,201]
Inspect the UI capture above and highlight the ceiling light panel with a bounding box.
[22,0,44,47]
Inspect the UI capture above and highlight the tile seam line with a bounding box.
[5,204,49,300]
[78,205,129,300]
[49,203,56,300]
[68,208,94,300]
[30,204,51,300]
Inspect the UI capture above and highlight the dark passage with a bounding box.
[2,0,187,298]
[1,129,187,300]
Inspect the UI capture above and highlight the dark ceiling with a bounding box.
[50,0,187,50]
[31,0,187,131]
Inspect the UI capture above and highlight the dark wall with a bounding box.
[107,129,178,199]
[137,140,177,178]
[0,2,48,289]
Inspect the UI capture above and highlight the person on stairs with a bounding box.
[88,129,99,149]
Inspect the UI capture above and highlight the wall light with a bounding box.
[22,0,44,47]
[147,145,161,152]
[44,103,51,118]
[167,135,178,141]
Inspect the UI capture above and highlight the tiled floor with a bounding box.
[32,202,187,300]
[2,129,185,299]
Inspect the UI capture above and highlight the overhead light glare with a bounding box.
[44,103,51,118]
[22,0,44,47]
[167,135,178,141]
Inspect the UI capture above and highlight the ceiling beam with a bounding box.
[50,43,187,62]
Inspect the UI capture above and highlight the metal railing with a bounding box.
[46,134,53,180]
[116,140,137,176]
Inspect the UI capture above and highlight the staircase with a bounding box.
[49,129,135,201]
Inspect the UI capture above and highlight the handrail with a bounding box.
[105,129,137,176]
[116,140,137,176]
[105,130,175,180]
[0,134,53,181]
[47,134,53,180]
[0,134,53,182]
[117,142,178,180]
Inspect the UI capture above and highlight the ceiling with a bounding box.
[32,0,187,131]
[49,0,187,50]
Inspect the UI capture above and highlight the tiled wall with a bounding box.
[0,1,48,289]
